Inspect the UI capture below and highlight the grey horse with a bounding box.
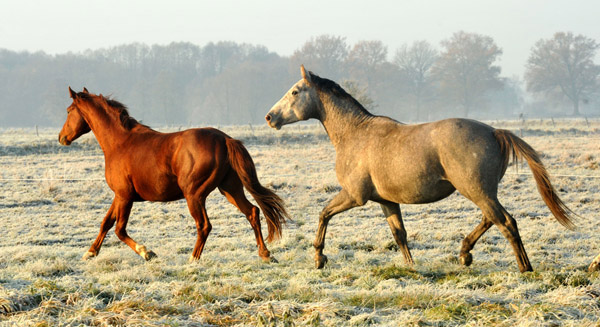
[266,66,576,273]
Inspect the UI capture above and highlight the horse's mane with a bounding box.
[308,72,374,118]
[79,93,143,130]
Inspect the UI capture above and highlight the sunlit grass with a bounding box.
[0,119,599,325]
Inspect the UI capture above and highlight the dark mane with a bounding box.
[308,72,374,117]
[79,93,143,130]
[104,98,141,130]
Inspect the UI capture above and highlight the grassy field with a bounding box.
[0,119,599,326]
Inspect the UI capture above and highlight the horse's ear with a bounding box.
[69,87,77,99]
[301,65,312,84]
[83,87,89,94]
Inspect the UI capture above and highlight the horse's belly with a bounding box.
[374,178,455,204]
[138,188,184,202]
[133,176,184,202]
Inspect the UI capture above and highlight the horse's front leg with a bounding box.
[380,202,414,265]
[112,196,157,261]
[314,189,358,269]
[82,202,116,260]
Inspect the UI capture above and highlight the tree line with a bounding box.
[0,31,598,127]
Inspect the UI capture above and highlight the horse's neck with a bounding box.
[81,104,130,153]
[319,93,372,147]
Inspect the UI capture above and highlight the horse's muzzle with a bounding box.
[59,135,71,146]
[265,114,282,130]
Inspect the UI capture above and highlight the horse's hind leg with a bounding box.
[112,197,157,261]
[380,203,413,265]
[83,202,116,260]
[314,189,359,269]
[476,197,532,272]
[218,182,272,262]
[186,196,212,262]
[459,218,493,266]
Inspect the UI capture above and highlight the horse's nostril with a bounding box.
[265,114,271,122]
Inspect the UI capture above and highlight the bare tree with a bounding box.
[393,40,438,120]
[433,31,503,117]
[525,32,599,116]
[346,40,388,86]
[347,40,388,69]
[290,35,349,79]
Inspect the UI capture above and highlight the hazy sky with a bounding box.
[1,0,598,77]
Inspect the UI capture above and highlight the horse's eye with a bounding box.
[292,90,298,96]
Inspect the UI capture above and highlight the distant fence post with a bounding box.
[519,114,525,137]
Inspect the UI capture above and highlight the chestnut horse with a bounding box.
[266,66,576,272]
[59,87,288,262]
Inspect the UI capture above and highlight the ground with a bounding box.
[0,119,599,326]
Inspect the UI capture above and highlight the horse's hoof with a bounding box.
[82,251,97,260]
[136,245,156,261]
[459,253,472,266]
[143,251,157,261]
[262,256,278,263]
[188,255,199,263]
[519,265,533,273]
[315,255,328,269]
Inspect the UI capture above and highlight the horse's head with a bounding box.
[266,65,320,129]
[59,87,92,146]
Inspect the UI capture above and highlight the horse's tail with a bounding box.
[494,129,576,230]
[225,138,289,242]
